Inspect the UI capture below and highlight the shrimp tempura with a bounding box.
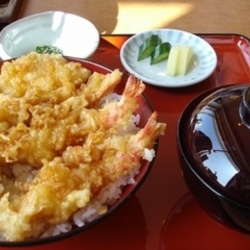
[0,52,166,242]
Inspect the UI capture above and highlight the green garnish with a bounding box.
[36,46,63,55]
[138,34,161,61]
[150,42,172,65]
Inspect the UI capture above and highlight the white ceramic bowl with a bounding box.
[120,29,217,88]
[0,11,100,59]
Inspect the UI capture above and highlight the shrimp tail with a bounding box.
[120,74,145,104]
[111,111,166,175]
[134,111,166,150]
[101,74,145,129]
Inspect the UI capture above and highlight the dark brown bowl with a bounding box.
[0,58,158,246]
[177,83,250,233]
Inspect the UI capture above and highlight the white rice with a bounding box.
[40,163,142,239]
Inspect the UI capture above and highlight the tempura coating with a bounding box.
[0,52,91,104]
[0,53,166,241]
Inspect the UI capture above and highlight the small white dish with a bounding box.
[120,29,217,88]
[0,11,100,59]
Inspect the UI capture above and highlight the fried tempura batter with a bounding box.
[0,52,91,104]
[0,53,166,241]
[0,70,139,166]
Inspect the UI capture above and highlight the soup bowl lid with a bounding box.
[178,83,250,206]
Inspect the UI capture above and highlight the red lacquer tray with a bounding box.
[2,34,250,250]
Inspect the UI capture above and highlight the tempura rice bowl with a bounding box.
[0,57,159,246]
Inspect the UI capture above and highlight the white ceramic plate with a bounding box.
[120,29,217,88]
[0,11,100,59]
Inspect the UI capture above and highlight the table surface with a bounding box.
[0,33,250,249]
[15,0,250,38]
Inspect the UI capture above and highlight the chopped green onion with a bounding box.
[36,46,63,55]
